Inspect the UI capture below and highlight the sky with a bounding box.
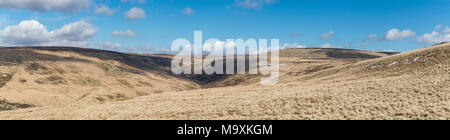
[0,0,449,54]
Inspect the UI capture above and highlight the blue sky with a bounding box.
[0,0,449,53]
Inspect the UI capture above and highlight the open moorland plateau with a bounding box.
[0,43,448,120]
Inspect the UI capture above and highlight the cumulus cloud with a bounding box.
[415,31,450,45]
[384,28,416,41]
[320,30,334,39]
[0,20,51,45]
[182,7,195,16]
[125,7,146,20]
[52,20,96,41]
[281,43,307,49]
[202,40,280,55]
[414,25,450,44]
[0,20,96,47]
[234,0,279,9]
[383,49,396,52]
[203,40,236,53]
[95,5,114,16]
[0,0,91,13]
[321,43,341,48]
[111,30,136,37]
[175,40,291,55]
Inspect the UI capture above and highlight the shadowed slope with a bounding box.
[0,47,199,107]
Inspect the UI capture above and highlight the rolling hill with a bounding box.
[0,47,199,107]
[0,43,448,120]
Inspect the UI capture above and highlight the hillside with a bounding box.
[0,47,199,108]
[1,43,447,120]
[203,48,390,87]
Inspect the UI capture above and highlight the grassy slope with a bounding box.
[0,47,199,107]
[0,44,448,120]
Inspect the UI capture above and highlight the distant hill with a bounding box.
[302,42,450,82]
[205,48,392,87]
[280,48,389,59]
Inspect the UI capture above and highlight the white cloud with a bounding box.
[112,30,136,37]
[202,40,276,55]
[234,0,279,9]
[0,0,91,13]
[0,20,51,45]
[383,49,396,52]
[203,40,236,53]
[0,20,96,47]
[415,25,450,44]
[384,28,416,41]
[202,42,217,53]
[95,5,114,16]
[321,43,341,48]
[97,42,121,50]
[52,20,96,41]
[125,7,146,20]
[444,27,450,34]
[182,7,195,16]
[415,31,450,45]
[120,0,146,4]
[320,30,334,39]
[281,43,307,49]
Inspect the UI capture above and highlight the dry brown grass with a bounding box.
[0,44,448,120]
[0,47,199,107]
[0,72,447,120]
